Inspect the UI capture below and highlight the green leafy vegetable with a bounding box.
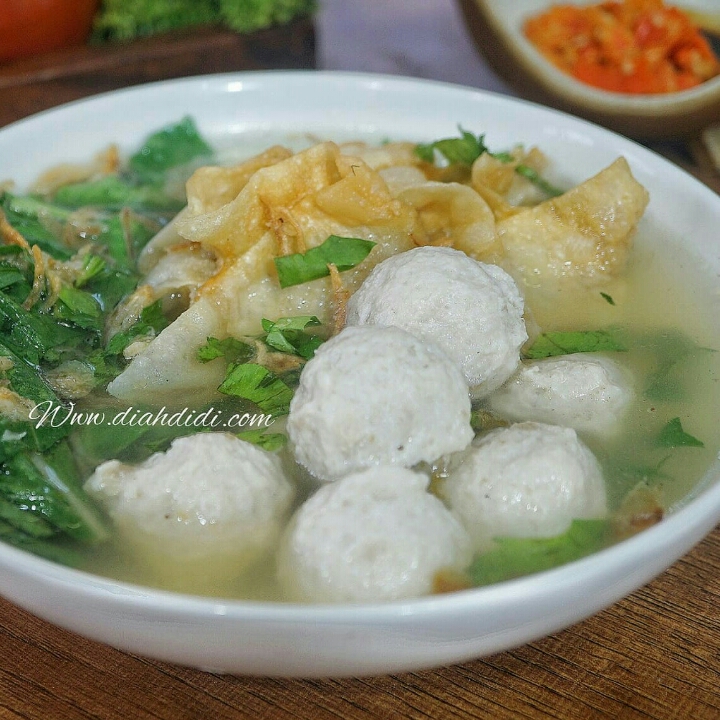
[262,315,323,359]
[74,255,107,289]
[55,287,103,332]
[0,292,96,367]
[3,192,164,271]
[0,519,85,565]
[274,235,376,288]
[83,267,139,314]
[639,329,712,403]
[0,117,223,569]
[104,300,169,357]
[657,417,704,448]
[53,176,184,213]
[1,194,74,260]
[235,429,288,452]
[416,128,489,165]
[513,163,564,198]
[0,245,25,257]
[415,127,564,196]
[92,0,216,42]
[610,457,672,487]
[0,341,58,405]
[523,329,627,359]
[219,363,294,416]
[0,267,26,291]
[197,336,255,364]
[468,519,611,586]
[3,194,72,224]
[600,292,615,305]
[128,116,213,184]
[0,444,108,547]
[71,422,151,468]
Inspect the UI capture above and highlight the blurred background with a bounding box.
[0,0,718,188]
[316,0,513,95]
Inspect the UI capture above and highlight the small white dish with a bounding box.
[458,0,720,139]
[0,71,718,677]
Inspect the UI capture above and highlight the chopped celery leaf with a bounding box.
[235,429,288,452]
[261,316,321,333]
[128,116,212,184]
[524,329,627,359]
[274,235,376,289]
[84,267,139,314]
[468,519,611,586]
[197,336,255,364]
[416,128,489,165]
[219,363,294,416]
[55,287,103,332]
[105,300,168,357]
[262,315,323,359]
[415,127,563,196]
[513,164,564,197]
[657,417,704,448]
[639,329,712,403]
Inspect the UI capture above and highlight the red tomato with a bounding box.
[0,0,99,62]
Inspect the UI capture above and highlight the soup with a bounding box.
[1,119,718,601]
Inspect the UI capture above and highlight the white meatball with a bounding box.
[277,467,472,602]
[287,325,473,482]
[85,433,295,588]
[442,422,606,550]
[488,354,633,437]
[346,246,527,396]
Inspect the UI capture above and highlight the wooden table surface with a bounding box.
[0,17,718,720]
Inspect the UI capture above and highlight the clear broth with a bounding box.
[78,217,720,600]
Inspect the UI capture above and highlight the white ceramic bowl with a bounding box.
[0,71,719,678]
[458,0,720,139]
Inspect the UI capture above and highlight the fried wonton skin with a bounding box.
[398,182,502,262]
[495,158,649,286]
[109,142,417,403]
